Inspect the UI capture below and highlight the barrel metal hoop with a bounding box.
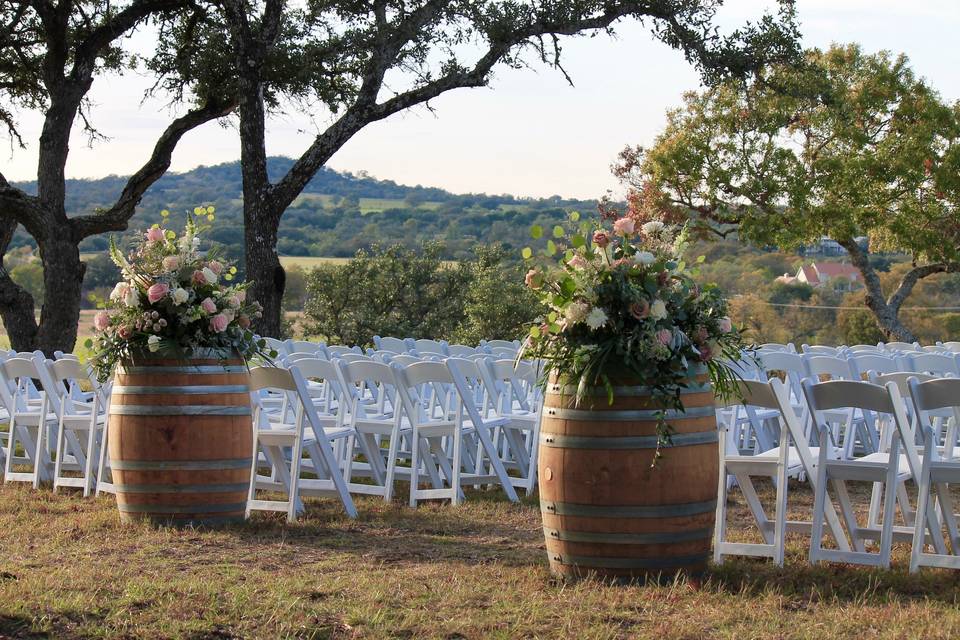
[113,385,250,395]
[117,365,248,374]
[117,501,247,514]
[543,527,713,545]
[542,405,716,421]
[541,499,717,518]
[539,430,718,450]
[110,405,251,416]
[111,458,252,471]
[549,552,709,569]
[114,482,250,494]
[548,383,713,397]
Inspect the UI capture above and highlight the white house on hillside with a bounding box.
[776,262,863,292]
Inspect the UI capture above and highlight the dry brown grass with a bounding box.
[0,480,959,639]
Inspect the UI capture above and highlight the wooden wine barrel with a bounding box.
[538,366,718,582]
[108,351,252,527]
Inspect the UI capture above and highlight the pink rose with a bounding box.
[192,270,206,285]
[145,227,165,243]
[592,230,610,248]
[719,317,733,333]
[118,326,133,340]
[93,311,110,332]
[207,260,223,275]
[226,295,240,309]
[162,256,180,271]
[656,329,672,346]
[147,283,169,304]
[237,315,251,329]
[209,313,229,333]
[567,254,587,270]
[525,269,541,289]
[629,300,649,320]
[613,217,635,235]
[200,297,217,314]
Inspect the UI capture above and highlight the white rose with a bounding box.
[171,288,189,305]
[123,286,140,307]
[641,221,665,236]
[633,251,655,266]
[564,302,590,325]
[650,299,668,320]
[147,335,161,352]
[585,307,608,330]
[201,267,218,285]
[110,282,129,301]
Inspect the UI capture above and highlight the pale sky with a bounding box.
[3,0,959,199]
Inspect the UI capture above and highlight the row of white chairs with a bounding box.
[758,341,960,355]
[261,336,522,363]
[717,345,960,571]
[0,345,544,523]
[245,351,544,521]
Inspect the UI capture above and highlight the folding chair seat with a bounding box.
[715,378,847,566]
[804,379,940,568]
[908,377,960,571]
[247,366,357,521]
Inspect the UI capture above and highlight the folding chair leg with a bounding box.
[451,429,463,506]
[910,451,933,573]
[52,418,67,493]
[409,428,420,508]
[83,422,97,497]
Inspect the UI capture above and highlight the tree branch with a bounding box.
[887,262,959,313]
[70,97,237,239]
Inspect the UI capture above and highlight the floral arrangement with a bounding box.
[521,211,746,455]
[86,207,272,381]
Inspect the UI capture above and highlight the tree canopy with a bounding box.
[625,43,960,340]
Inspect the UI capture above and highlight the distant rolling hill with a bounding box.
[12,158,597,261]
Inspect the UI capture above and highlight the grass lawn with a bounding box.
[1,479,960,639]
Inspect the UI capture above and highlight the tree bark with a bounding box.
[0,217,39,350]
[839,238,922,342]
[34,235,86,354]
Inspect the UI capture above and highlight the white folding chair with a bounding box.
[1,356,54,487]
[803,354,878,457]
[883,341,922,353]
[48,359,107,496]
[757,343,797,353]
[801,344,841,356]
[246,366,358,521]
[804,379,937,567]
[481,339,521,351]
[908,377,960,571]
[715,378,848,566]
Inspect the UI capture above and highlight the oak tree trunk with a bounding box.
[35,236,86,354]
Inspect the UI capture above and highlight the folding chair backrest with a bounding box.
[285,352,325,365]
[907,352,960,377]
[339,359,397,415]
[446,358,494,426]
[883,341,921,353]
[386,354,421,367]
[392,360,455,423]
[374,336,410,353]
[846,352,903,379]
[285,339,324,355]
[327,345,362,357]
[486,358,530,413]
[250,366,297,392]
[339,353,373,364]
[867,371,937,396]
[940,341,960,353]
[483,339,520,351]
[757,343,796,353]
[262,337,288,358]
[447,345,480,358]
[846,344,885,354]
[409,339,448,356]
[802,379,893,415]
[803,354,855,381]
[802,344,840,356]
[49,358,94,415]
[1,356,46,413]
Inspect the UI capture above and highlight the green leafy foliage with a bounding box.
[302,243,540,347]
